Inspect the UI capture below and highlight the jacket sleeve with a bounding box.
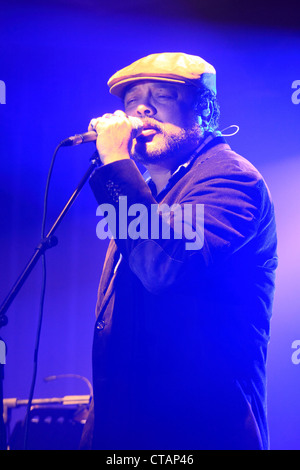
[89,157,267,294]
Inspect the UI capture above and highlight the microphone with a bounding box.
[61,116,143,147]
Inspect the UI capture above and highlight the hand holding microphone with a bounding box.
[63,110,143,166]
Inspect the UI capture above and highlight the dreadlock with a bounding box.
[193,86,220,132]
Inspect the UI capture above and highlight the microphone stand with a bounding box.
[0,151,101,449]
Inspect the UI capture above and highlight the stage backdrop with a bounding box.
[1,0,300,450]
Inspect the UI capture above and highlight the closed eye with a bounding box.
[154,93,177,102]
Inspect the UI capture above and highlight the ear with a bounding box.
[194,97,211,120]
[202,107,210,118]
[201,101,214,130]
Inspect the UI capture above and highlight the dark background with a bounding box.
[1,0,300,449]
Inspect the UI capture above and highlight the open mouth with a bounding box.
[137,120,162,140]
[140,128,157,137]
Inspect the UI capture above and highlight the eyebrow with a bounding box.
[124,85,141,96]
[124,81,179,97]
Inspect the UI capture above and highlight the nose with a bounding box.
[136,103,156,118]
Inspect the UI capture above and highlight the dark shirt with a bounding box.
[81,136,278,450]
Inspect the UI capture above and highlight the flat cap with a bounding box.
[107,52,216,98]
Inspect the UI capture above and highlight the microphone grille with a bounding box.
[129,116,143,130]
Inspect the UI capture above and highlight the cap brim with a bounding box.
[109,76,187,98]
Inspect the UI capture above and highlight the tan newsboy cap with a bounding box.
[107,52,216,98]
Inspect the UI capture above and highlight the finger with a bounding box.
[113,110,128,119]
[88,118,99,131]
[88,115,112,132]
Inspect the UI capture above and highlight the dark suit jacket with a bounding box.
[81,137,278,450]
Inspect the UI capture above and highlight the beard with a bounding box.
[131,118,203,166]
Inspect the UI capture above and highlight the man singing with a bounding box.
[80,52,278,450]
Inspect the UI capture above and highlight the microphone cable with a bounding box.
[23,140,64,450]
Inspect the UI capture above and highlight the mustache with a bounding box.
[140,117,164,132]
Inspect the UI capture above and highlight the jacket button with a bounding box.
[96,320,105,330]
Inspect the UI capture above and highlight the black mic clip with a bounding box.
[60,131,98,147]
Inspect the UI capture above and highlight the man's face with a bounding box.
[123,80,202,166]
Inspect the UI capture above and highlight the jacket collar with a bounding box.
[143,131,227,199]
